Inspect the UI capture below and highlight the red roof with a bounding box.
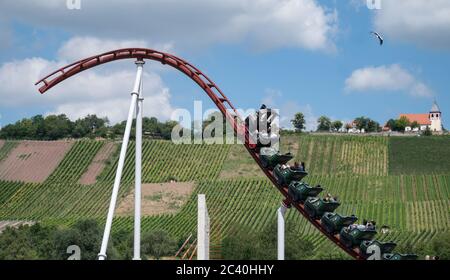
[399,114,431,125]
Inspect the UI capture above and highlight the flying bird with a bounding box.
[370,31,384,46]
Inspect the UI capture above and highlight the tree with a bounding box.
[111,229,133,260]
[332,120,343,132]
[158,120,178,140]
[0,225,40,260]
[72,115,108,138]
[354,116,381,133]
[43,114,73,140]
[354,117,368,131]
[395,116,410,132]
[291,113,306,132]
[52,219,105,260]
[222,222,314,260]
[141,230,177,260]
[422,126,433,136]
[386,119,397,131]
[222,225,260,260]
[0,220,125,260]
[367,119,381,132]
[431,233,450,260]
[317,116,331,132]
[32,115,46,139]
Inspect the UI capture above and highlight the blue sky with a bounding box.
[0,0,448,131]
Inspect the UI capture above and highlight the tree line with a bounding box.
[0,114,178,140]
[0,220,179,260]
[291,113,381,133]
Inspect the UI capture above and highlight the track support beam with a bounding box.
[277,201,289,260]
[98,59,144,260]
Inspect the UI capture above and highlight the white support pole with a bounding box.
[98,60,144,260]
[197,194,210,260]
[277,203,288,260]
[133,60,145,260]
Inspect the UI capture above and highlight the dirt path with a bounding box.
[0,220,35,233]
[116,182,195,216]
[0,141,73,183]
[78,142,116,185]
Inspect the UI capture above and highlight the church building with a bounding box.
[400,101,443,132]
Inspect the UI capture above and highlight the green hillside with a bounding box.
[0,135,449,259]
[389,136,450,175]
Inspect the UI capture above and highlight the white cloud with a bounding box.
[261,89,283,108]
[57,37,174,62]
[345,64,433,97]
[0,20,13,50]
[373,0,450,49]
[0,37,175,124]
[0,0,338,52]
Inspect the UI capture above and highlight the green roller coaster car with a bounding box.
[339,227,377,248]
[273,164,308,185]
[304,197,340,219]
[360,240,397,258]
[288,181,323,203]
[382,253,418,260]
[260,148,293,169]
[320,212,358,234]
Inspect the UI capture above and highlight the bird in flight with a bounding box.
[370,31,384,46]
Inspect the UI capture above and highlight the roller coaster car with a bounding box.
[260,148,294,169]
[339,227,377,248]
[382,253,418,260]
[304,197,340,219]
[320,212,358,234]
[359,240,397,258]
[288,181,323,203]
[273,164,308,186]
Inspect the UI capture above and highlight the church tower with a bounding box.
[429,100,442,132]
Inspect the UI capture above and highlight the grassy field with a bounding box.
[0,135,449,259]
[389,136,450,175]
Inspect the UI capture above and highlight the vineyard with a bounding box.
[98,140,230,183]
[45,140,104,183]
[100,175,450,258]
[0,139,230,221]
[0,135,449,259]
[295,135,388,176]
[389,136,450,175]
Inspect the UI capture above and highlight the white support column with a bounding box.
[197,194,210,260]
[277,203,288,260]
[98,60,144,260]
[133,60,145,260]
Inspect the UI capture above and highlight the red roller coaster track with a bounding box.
[36,48,364,260]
